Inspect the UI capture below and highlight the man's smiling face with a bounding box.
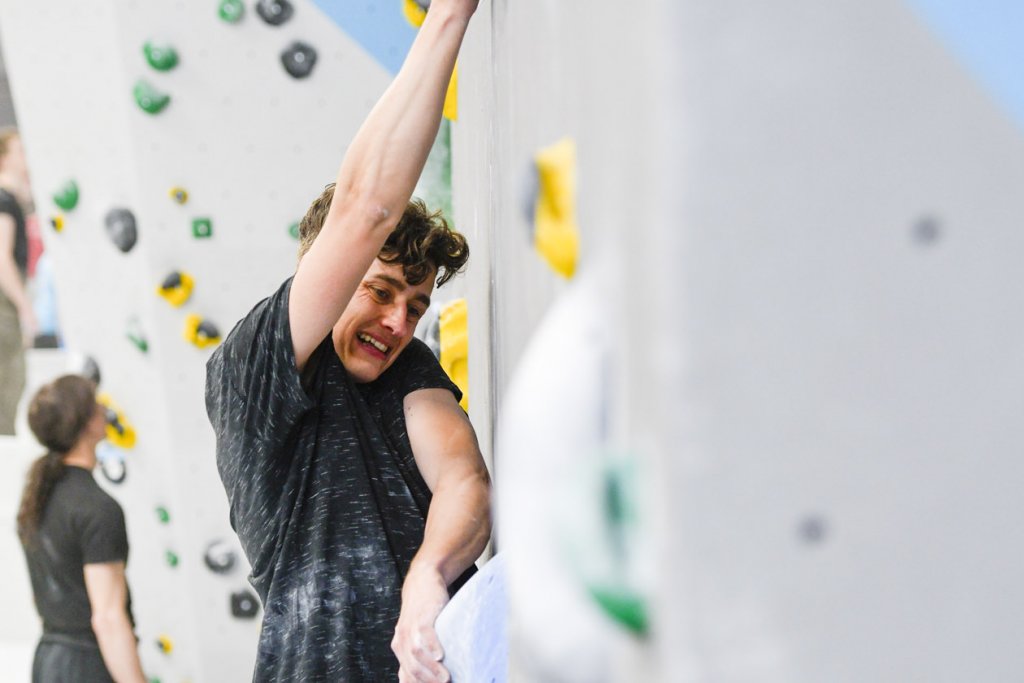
[332,258,435,383]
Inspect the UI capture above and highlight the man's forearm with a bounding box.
[412,468,491,585]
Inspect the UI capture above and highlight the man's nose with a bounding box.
[381,304,408,337]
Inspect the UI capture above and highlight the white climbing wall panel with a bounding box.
[651,1,1024,680]
[0,1,394,680]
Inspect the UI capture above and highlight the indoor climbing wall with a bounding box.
[0,1,453,680]
[475,0,1024,682]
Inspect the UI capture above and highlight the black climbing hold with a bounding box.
[203,539,237,574]
[100,457,127,485]
[197,319,220,340]
[161,272,182,290]
[799,515,827,545]
[256,0,293,26]
[913,215,941,246]
[105,208,138,253]
[105,408,126,436]
[231,589,260,619]
[281,42,317,79]
[81,356,101,385]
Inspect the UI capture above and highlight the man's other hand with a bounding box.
[392,564,451,683]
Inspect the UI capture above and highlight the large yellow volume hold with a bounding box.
[439,298,468,411]
[534,138,579,279]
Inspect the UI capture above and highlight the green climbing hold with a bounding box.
[133,80,171,115]
[53,180,79,211]
[166,551,179,568]
[192,217,213,239]
[218,0,245,23]
[156,506,170,524]
[588,585,649,636]
[143,42,179,71]
[288,222,300,240]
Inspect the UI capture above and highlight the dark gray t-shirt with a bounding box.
[205,277,472,682]
[23,465,132,647]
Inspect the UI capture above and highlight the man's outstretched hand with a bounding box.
[393,565,452,683]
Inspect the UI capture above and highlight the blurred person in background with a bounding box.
[0,127,36,434]
[17,375,146,683]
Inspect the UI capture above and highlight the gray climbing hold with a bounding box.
[231,589,260,619]
[81,356,102,385]
[204,539,237,574]
[281,42,317,79]
[105,208,138,253]
[256,0,293,26]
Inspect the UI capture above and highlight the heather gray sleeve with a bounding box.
[205,277,317,581]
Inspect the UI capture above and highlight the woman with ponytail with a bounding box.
[17,375,146,683]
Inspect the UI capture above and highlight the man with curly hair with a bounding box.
[205,1,490,680]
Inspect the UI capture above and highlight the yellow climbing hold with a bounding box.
[50,215,65,233]
[184,313,222,349]
[402,0,426,28]
[533,138,579,279]
[443,62,458,122]
[156,634,174,654]
[157,271,194,308]
[97,393,137,449]
[439,298,468,411]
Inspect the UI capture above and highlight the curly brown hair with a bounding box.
[17,375,97,547]
[298,184,469,287]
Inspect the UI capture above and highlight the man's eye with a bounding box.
[369,287,389,300]
[408,307,424,321]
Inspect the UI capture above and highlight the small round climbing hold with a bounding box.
[165,550,179,568]
[53,180,79,211]
[231,589,260,619]
[105,208,138,253]
[158,270,194,307]
[143,42,179,71]
[156,635,174,654]
[218,0,245,23]
[169,186,188,204]
[799,515,828,545]
[50,215,65,232]
[133,80,171,115]
[204,539,237,574]
[256,0,293,26]
[913,215,941,246]
[192,217,213,239]
[184,314,221,349]
[281,42,317,79]
[288,222,300,240]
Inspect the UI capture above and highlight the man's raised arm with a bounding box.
[289,0,480,370]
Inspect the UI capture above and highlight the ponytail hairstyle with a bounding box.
[17,375,98,547]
